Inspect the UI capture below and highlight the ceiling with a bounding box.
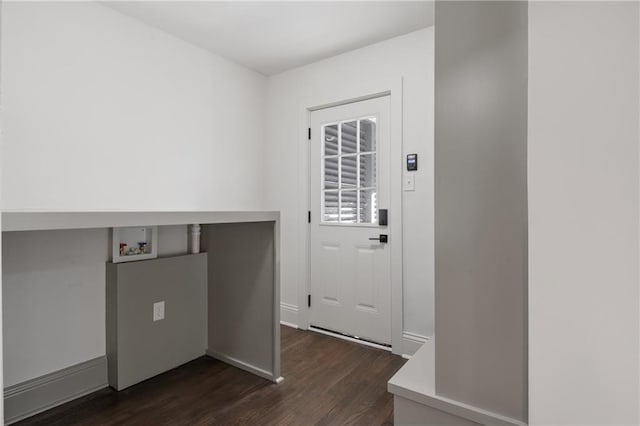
[104,1,435,76]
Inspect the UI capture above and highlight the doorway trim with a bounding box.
[296,77,404,355]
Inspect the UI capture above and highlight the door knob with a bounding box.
[368,234,388,243]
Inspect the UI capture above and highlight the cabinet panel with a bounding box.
[106,253,207,390]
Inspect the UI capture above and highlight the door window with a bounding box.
[322,117,377,224]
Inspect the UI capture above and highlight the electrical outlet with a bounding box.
[153,301,165,322]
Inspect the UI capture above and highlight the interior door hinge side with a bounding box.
[308,211,311,223]
[308,127,311,140]
[308,294,311,307]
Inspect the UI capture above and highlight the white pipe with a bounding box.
[190,224,201,254]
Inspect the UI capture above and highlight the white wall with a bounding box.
[528,2,639,424]
[266,28,434,340]
[1,2,267,386]
[1,2,267,211]
[2,229,109,387]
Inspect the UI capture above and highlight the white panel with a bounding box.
[355,245,377,312]
[319,243,341,304]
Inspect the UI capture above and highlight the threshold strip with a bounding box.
[308,325,392,352]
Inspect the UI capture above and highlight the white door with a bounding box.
[309,96,391,345]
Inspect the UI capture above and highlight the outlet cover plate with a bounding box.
[153,301,165,322]
[403,174,415,191]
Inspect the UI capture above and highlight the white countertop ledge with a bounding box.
[2,211,280,232]
[387,340,526,426]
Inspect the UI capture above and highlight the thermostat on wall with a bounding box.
[407,154,418,171]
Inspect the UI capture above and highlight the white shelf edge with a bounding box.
[2,211,279,232]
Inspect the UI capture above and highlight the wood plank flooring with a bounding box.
[17,326,405,425]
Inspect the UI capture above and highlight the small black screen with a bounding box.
[407,154,418,171]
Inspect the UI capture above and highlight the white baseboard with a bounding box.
[281,320,298,329]
[402,331,429,357]
[280,302,299,327]
[4,356,108,424]
[205,349,278,383]
[309,326,392,352]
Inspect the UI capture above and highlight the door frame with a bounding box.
[296,78,404,355]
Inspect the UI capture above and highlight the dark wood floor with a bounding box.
[18,326,405,425]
